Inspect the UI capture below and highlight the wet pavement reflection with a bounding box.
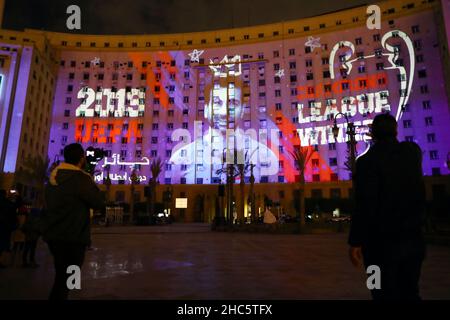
[1,224,449,300]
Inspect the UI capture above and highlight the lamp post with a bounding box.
[130,168,139,224]
[332,112,357,180]
[104,166,111,203]
[222,147,234,224]
[249,163,256,223]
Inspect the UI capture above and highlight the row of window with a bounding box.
[56,15,426,49]
[403,116,434,128]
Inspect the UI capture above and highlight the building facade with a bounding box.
[0,0,449,220]
[0,29,56,198]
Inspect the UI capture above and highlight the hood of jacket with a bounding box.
[49,162,91,186]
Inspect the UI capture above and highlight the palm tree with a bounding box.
[15,155,50,206]
[290,146,315,229]
[148,158,163,218]
[216,150,252,224]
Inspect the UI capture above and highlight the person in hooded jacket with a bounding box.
[42,143,105,300]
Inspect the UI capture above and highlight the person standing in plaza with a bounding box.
[11,196,28,266]
[42,143,105,300]
[22,207,42,268]
[348,113,427,300]
[0,190,17,268]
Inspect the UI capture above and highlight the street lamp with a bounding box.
[332,112,357,180]
[130,168,139,223]
[104,165,111,203]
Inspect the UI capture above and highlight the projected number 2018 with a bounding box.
[75,87,146,118]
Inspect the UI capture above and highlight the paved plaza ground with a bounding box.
[1,223,449,300]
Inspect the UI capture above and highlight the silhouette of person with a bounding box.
[348,113,426,300]
[42,143,105,300]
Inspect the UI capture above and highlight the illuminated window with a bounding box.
[327,188,340,199]
[425,117,433,126]
[431,168,441,176]
[423,101,431,110]
[260,176,269,183]
[289,48,295,55]
[273,50,279,58]
[420,85,429,94]
[429,150,438,160]
[414,40,422,50]
[427,133,436,143]
[329,143,336,151]
[312,159,319,167]
[395,59,404,67]
[305,59,313,67]
[355,37,362,45]
[329,158,338,166]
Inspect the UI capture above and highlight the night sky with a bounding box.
[3,0,377,35]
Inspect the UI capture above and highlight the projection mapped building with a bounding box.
[0,0,449,220]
